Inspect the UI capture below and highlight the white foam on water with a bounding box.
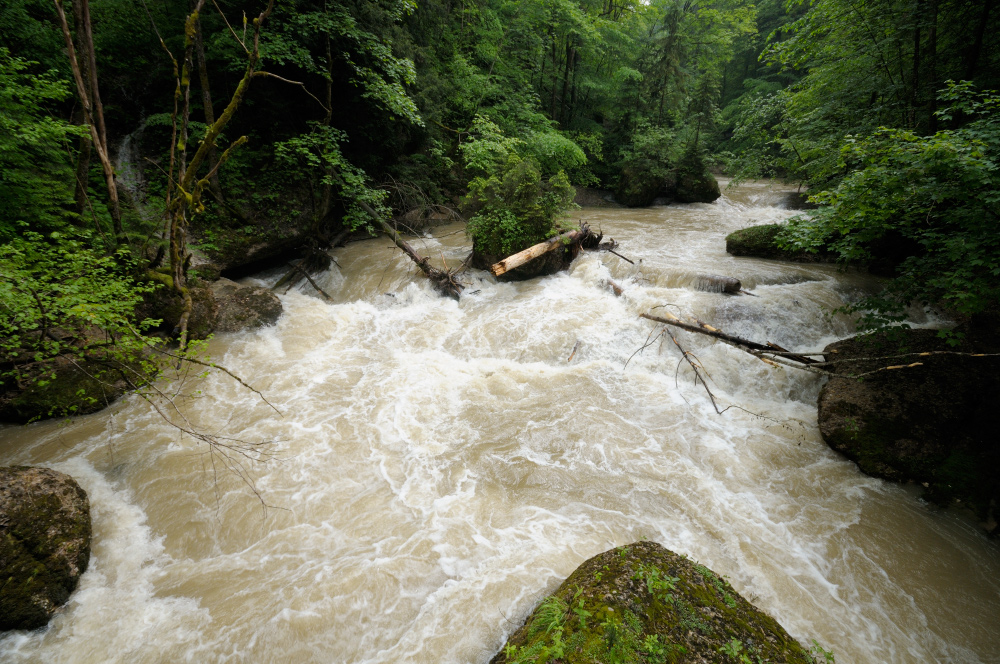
[1,182,998,663]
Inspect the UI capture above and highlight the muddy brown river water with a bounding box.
[1,180,998,663]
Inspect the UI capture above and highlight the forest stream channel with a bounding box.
[1,180,998,663]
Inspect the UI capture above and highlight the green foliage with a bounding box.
[809,639,836,663]
[632,563,680,598]
[520,129,590,181]
[462,119,576,256]
[275,123,390,231]
[0,234,161,416]
[779,83,1000,327]
[465,156,576,257]
[459,115,523,177]
[266,1,423,127]
[0,48,86,242]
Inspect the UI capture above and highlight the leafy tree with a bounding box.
[461,116,576,256]
[0,48,85,242]
[779,82,1000,328]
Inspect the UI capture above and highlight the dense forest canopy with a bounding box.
[1,0,998,415]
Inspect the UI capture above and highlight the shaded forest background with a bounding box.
[2,0,999,416]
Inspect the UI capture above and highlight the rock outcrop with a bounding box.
[211,278,283,333]
[0,357,133,423]
[817,328,1000,532]
[615,161,666,208]
[0,467,92,631]
[673,166,721,204]
[615,157,721,208]
[491,541,813,664]
[725,224,832,262]
[139,277,283,340]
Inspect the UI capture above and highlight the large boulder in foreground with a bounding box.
[818,328,1000,533]
[0,467,91,631]
[491,541,812,664]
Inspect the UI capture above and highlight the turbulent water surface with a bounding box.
[2,181,999,663]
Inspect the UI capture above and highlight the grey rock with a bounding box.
[0,467,92,631]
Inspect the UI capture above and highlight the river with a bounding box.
[1,180,998,663]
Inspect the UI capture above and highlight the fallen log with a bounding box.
[354,199,463,299]
[490,229,587,277]
[640,312,819,365]
[693,275,742,294]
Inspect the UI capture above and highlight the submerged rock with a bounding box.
[817,328,1000,532]
[490,541,812,664]
[0,467,91,631]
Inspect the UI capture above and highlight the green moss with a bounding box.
[1,468,92,630]
[1,359,130,423]
[491,542,813,664]
[726,224,831,262]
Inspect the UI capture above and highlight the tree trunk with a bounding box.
[194,11,222,198]
[550,33,559,119]
[909,0,921,129]
[72,107,92,214]
[560,40,573,124]
[54,0,123,244]
[964,1,991,79]
[490,229,586,277]
[926,0,938,133]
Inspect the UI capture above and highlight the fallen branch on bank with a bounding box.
[639,310,1000,381]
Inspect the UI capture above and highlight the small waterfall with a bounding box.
[115,120,149,218]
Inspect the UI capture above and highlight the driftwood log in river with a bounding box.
[490,228,589,277]
[641,312,821,366]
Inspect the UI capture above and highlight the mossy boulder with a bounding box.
[0,356,133,423]
[725,224,832,263]
[491,541,813,664]
[672,167,721,204]
[138,284,218,341]
[0,467,91,631]
[615,158,721,207]
[615,161,666,208]
[211,278,283,333]
[817,328,1000,533]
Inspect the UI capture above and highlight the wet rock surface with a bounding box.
[471,245,580,282]
[0,467,91,631]
[491,541,812,664]
[0,357,132,423]
[817,327,1000,532]
[211,278,283,333]
[725,224,832,262]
